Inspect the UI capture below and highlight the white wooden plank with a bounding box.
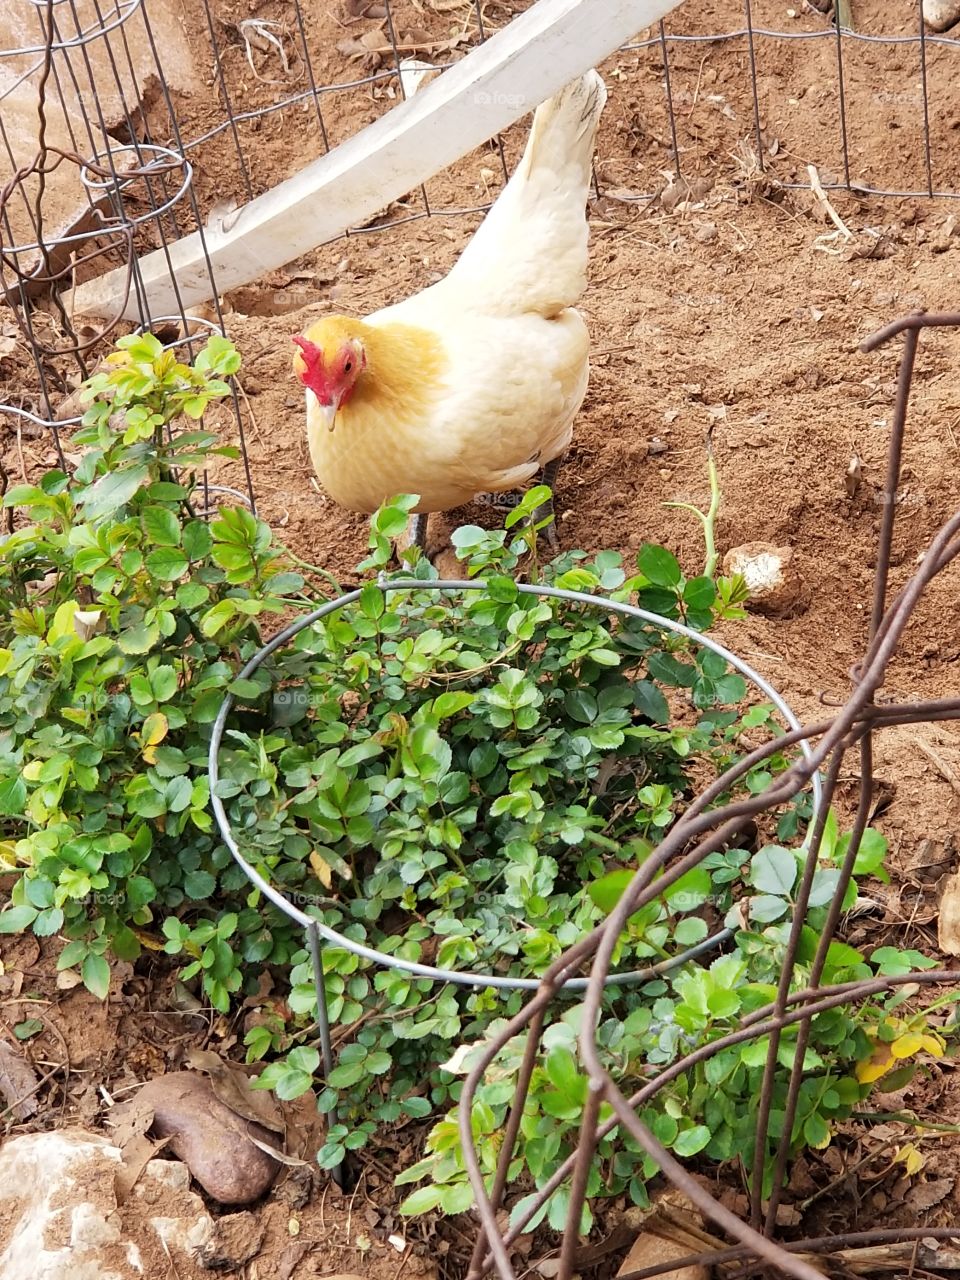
[75,0,686,321]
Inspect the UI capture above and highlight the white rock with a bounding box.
[0,1131,136,1280]
[923,0,960,30]
[136,1161,215,1258]
[0,1133,215,1280]
[398,59,440,97]
[722,542,802,616]
[139,1158,191,1192]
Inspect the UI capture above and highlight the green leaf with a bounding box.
[870,946,937,976]
[647,652,696,688]
[664,866,711,910]
[564,690,597,724]
[674,917,709,946]
[749,894,789,923]
[0,775,27,816]
[33,907,64,937]
[673,1125,711,1157]
[400,1184,445,1215]
[78,464,150,519]
[638,544,682,588]
[184,870,217,899]
[0,905,38,933]
[176,582,210,609]
[374,496,419,538]
[439,1181,476,1215]
[274,1066,316,1100]
[82,953,111,1000]
[182,521,213,561]
[633,680,669,724]
[118,621,160,655]
[145,548,190,581]
[682,576,716,610]
[151,667,179,703]
[587,869,633,915]
[803,1112,832,1149]
[142,506,181,547]
[359,584,385,620]
[750,847,796,896]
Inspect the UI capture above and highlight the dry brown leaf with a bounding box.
[906,1177,954,1213]
[115,1132,170,1203]
[277,1241,314,1280]
[336,27,385,56]
[938,870,960,954]
[0,969,25,1000]
[0,1039,39,1120]
[336,36,367,56]
[343,0,386,15]
[185,1048,284,1134]
[600,186,645,203]
[309,850,333,889]
[845,454,862,499]
[245,1132,309,1167]
[616,1230,708,1280]
[105,1092,155,1147]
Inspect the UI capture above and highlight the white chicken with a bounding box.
[291,69,607,548]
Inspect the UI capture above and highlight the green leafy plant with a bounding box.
[395,819,947,1228]
[0,333,309,1009]
[0,336,948,1238]
[218,496,945,1223]
[200,494,862,1187]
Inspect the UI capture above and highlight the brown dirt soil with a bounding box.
[7,0,960,1274]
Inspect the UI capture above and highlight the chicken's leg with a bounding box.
[394,512,429,563]
[532,456,562,551]
[409,513,428,551]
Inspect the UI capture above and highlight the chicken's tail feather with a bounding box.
[517,69,607,200]
[441,70,607,317]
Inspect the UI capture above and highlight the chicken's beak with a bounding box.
[315,400,338,433]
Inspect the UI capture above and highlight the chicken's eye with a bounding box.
[344,360,353,373]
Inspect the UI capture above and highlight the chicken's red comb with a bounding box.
[291,335,323,370]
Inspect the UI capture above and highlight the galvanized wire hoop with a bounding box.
[208,575,823,1182]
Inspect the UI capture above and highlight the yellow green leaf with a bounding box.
[919,1033,945,1057]
[132,929,165,952]
[894,1143,926,1176]
[856,1042,895,1083]
[140,713,169,748]
[46,600,80,644]
[891,1032,925,1060]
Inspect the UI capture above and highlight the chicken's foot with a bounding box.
[532,457,562,551]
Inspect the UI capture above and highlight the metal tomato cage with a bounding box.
[208,576,823,1188]
[461,313,960,1280]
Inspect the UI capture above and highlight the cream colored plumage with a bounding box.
[292,70,607,531]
